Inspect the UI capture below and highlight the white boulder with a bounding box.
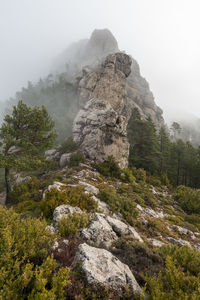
[53,204,83,222]
[74,243,143,294]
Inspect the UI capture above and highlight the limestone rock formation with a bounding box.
[52,28,119,75]
[53,28,164,128]
[53,204,83,223]
[73,52,132,168]
[74,243,143,294]
[80,212,143,248]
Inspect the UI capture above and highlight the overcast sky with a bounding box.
[0,0,200,122]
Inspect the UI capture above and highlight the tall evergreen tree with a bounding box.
[0,101,56,203]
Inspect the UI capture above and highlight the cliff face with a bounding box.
[73,53,132,168]
[59,29,164,165]
[53,28,164,128]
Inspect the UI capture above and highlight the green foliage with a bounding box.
[57,213,89,237]
[128,110,160,173]
[146,175,162,187]
[0,100,56,203]
[69,151,85,167]
[41,186,98,219]
[0,100,56,168]
[147,218,171,237]
[0,206,70,299]
[144,246,200,299]
[10,176,51,204]
[121,168,136,184]
[98,186,138,226]
[5,76,79,143]
[113,237,165,287]
[127,108,200,189]
[59,136,77,154]
[131,167,146,182]
[96,156,121,178]
[174,185,200,214]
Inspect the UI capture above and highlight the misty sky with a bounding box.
[0,0,200,122]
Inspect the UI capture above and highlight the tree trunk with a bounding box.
[5,168,10,204]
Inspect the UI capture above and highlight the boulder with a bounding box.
[166,237,192,248]
[80,213,143,247]
[79,181,99,195]
[59,153,72,168]
[53,204,83,223]
[147,238,165,247]
[74,243,143,294]
[45,149,60,161]
[43,181,66,199]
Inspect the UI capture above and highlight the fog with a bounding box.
[1,0,200,122]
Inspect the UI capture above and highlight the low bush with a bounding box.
[131,167,146,182]
[9,176,52,204]
[0,206,70,299]
[147,218,171,237]
[98,186,138,226]
[69,151,85,167]
[146,175,162,187]
[132,183,157,207]
[144,245,200,298]
[57,213,89,237]
[174,185,200,214]
[96,156,121,178]
[121,168,136,184]
[59,136,77,154]
[41,186,98,219]
[112,237,165,287]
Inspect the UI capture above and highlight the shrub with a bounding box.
[121,168,136,184]
[9,176,52,204]
[57,213,89,237]
[147,218,171,237]
[0,206,70,299]
[132,182,157,207]
[40,186,98,219]
[69,151,85,167]
[96,156,121,178]
[59,136,77,154]
[174,185,200,214]
[131,167,146,182]
[144,246,200,298]
[98,186,138,226]
[146,175,162,187]
[112,237,165,286]
[14,200,42,218]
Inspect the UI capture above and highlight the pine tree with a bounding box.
[0,100,56,203]
[128,110,160,173]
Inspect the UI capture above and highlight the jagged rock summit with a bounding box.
[58,28,165,166]
[52,28,119,74]
[73,52,132,168]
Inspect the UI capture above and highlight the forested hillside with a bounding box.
[2,73,79,142]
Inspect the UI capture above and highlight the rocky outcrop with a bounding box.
[73,52,132,168]
[53,204,83,222]
[80,212,143,248]
[74,243,143,294]
[54,28,164,129]
[52,29,119,75]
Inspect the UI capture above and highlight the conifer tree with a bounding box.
[0,100,56,203]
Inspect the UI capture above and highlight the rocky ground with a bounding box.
[35,160,200,297]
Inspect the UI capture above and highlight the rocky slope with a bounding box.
[39,160,200,297]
